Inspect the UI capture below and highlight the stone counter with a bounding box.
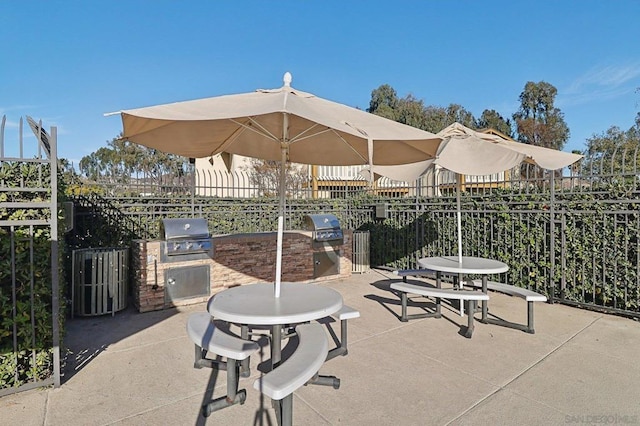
[131,230,352,312]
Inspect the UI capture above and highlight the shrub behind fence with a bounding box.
[68,152,640,318]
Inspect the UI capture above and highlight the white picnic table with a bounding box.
[418,256,509,321]
[207,282,343,366]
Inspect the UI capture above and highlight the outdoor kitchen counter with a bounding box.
[131,230,352,313]
[211,230,350,282]
[210,230,313,240]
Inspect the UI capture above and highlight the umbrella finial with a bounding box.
[283,72,292,87]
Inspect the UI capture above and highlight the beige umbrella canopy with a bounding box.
[107,73,443,296]
[435,122,582,174]
[365,122,582,180]
[364,122,583,263]
[109,72,441,166]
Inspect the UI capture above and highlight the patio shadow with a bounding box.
[367,278,475,336]
[61,302,181,384]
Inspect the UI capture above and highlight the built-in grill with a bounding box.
[158,218,213,303]
[303,214,344,247]
[303,214,344,279]
[160,218,213,257]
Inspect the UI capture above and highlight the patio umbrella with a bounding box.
[364,122,583,263]
[107,72,442,296]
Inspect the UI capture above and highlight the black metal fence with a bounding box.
[0,116,62,396]
[3,112,637,399]
[69,151,640,319]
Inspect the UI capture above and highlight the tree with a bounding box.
[78,135,191,193]
[242,159,309,199]
[369,85,432,130]
[395,95,430,130]
[79,147,115,182]
[445,104,476,129]
[579,88,640,177]
[418,104,478,133]
[512,81,569,150]
[583,123,640,175]
[478,109,513,137]
[422,105,448,133]
[368,84,400,121]
[368,85,478,134]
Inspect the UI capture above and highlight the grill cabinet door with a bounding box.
[164,265,210,302]
[313,250,340,278]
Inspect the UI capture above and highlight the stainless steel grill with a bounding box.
[303,214,343,278]
[158,218,213,304]
[303,213,344,249]
[160,218,212,256]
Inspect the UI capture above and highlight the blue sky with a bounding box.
[2,1,639,166]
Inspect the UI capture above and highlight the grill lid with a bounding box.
[160,218,209,240]
[303,214,341,231]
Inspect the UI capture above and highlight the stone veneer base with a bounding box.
[131,230,352,312]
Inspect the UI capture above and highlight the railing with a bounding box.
[0,115,61,396]
[67,147,640,318]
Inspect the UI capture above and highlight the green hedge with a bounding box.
[355,187,639,314]
[65,181,640,321]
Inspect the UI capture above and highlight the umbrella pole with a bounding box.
[274,114,289,297]
[275,145,287,298]
[275,215,283,298]
[279,145,286,218]
[456,174,464,316]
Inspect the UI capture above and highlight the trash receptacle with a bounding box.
[72,247,129,317]
[352,231,370,273]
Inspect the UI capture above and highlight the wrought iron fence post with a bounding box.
[549,171,555,304]
[50,126,61,388]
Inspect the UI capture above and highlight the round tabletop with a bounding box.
[207,282,343,325]
[418,256,509,274]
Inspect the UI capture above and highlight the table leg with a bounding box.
[457,273,464,316]
[270,324,283,413]
[464,300,475,338]
[240,325,250,378]
[271,324,282,369]
[481,275,488,322]
[436,271,442,316]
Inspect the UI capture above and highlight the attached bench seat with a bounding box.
[326,305,360,361]
[390,281,489,338]
[393,269,437,282]
[254,323,329,426]
[187,312,260,417]
[466,279,547,334]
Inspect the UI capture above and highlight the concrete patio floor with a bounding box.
[2,269,640,425]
